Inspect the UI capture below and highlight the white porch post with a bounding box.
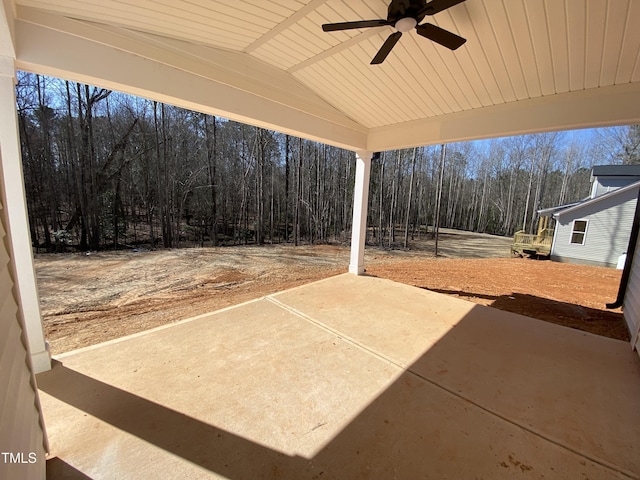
[349,150,373,275]
[0,58,51,373]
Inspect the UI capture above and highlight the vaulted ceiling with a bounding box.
[5,0,640,151]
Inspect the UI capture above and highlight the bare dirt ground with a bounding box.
[35,228,627,355]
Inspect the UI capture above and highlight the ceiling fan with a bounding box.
[322,0,467,65]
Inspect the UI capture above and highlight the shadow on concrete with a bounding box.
[39,362,309,478]
[47,457,94,479]
[427,288,629,341]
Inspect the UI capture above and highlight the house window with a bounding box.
[570,220,588,245]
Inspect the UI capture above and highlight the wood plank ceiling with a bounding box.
[10,0,640,151]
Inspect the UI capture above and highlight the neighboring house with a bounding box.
[590,164,640,197]
[540,165,640,268]
[619,222,640,354]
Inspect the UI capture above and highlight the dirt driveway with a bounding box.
[35,229,626,354]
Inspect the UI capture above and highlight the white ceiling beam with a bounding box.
[367,82,640,151]
[244,0,329,54]
[14,13,368,151]
[288,29,381,74]
[0,0,15,58]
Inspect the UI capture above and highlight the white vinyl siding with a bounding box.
[551,186,638,267]
[623,230,640,354]
[593,176,640,198]
[0,198,46,479]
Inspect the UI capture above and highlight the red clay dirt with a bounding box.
[366,257,626,341]
[34,229,627,355]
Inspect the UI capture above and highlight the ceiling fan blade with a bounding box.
[419,0,466,16]
[371,31,403,65]
[416,23,466,50]
[322,19,391,32]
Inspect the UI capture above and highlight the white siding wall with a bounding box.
[0,198,46,478]
[594,176,640,197]
[551,186,638,267]
[624,230,640,353]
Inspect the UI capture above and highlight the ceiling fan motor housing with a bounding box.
[388,0,428,23]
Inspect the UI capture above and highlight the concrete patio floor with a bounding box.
[37,274,640,479]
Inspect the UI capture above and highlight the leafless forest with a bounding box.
[16,72,640,252]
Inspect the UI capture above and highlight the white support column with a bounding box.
[0,57,50,373]
[349,150,373,275]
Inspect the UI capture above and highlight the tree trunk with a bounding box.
[378,154,385,247]
[523,156,534,232]
[284,135,290,242]
[204,114,218,246]
[294,137,302,246]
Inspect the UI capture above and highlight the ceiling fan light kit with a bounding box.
[322,0,467,65]
[395,17,417,32]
